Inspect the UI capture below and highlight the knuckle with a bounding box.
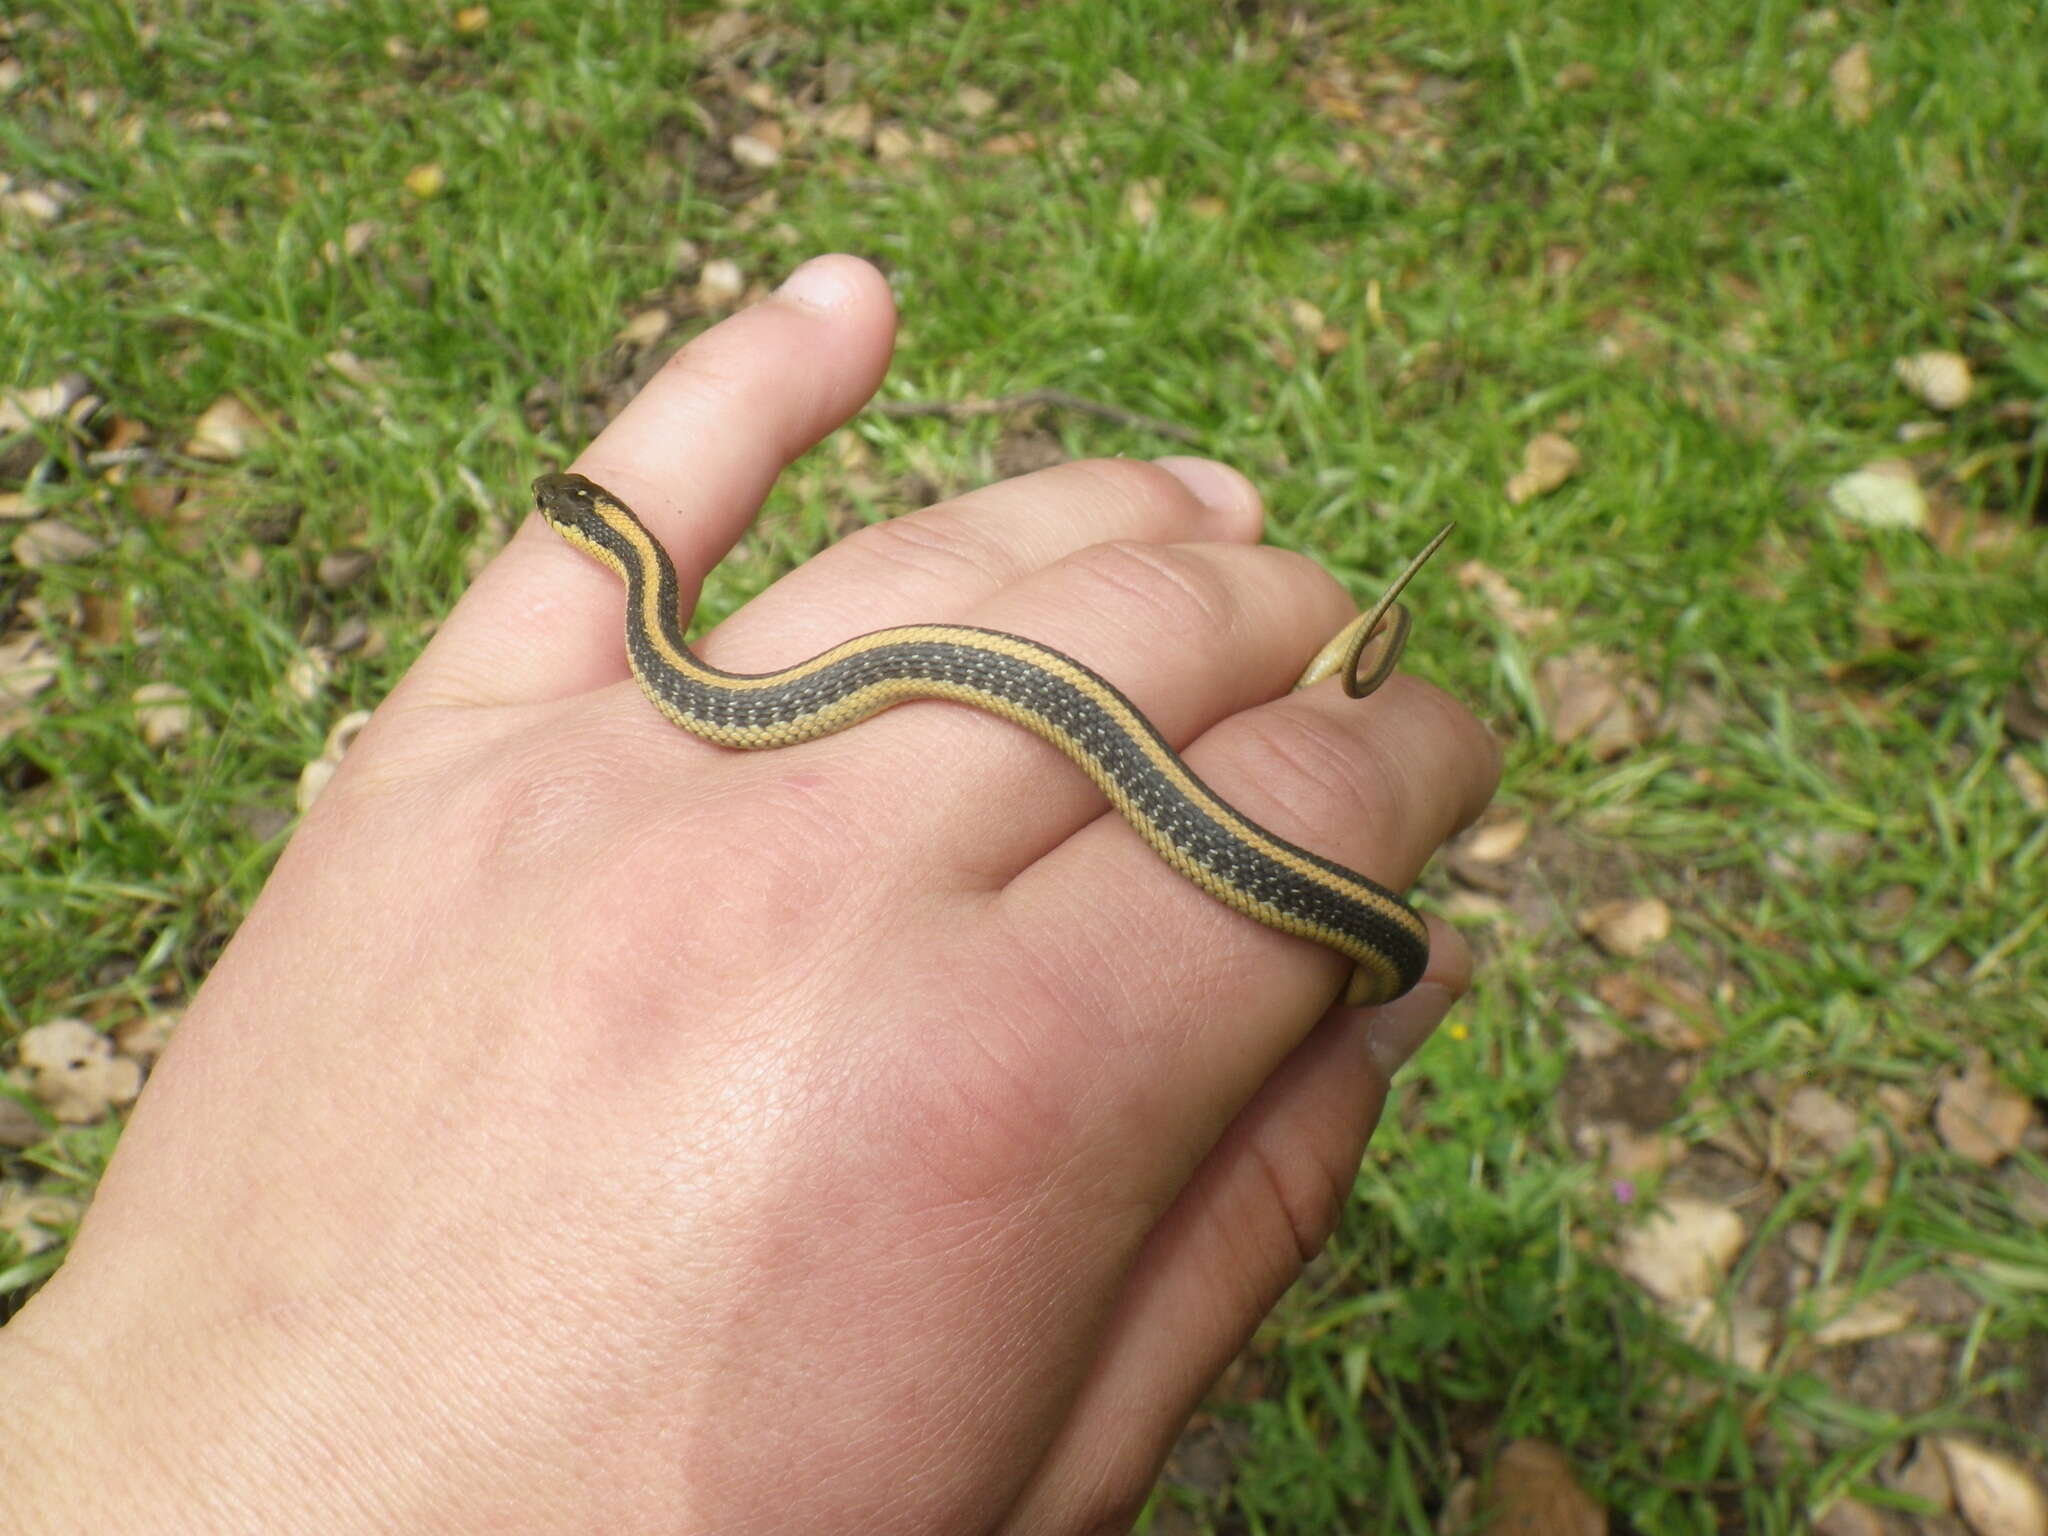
[1062,454,1195,515]
[1229,706,1405,827]
[1247,1122,1354,1265]
[839,507,1007,589]
[1064,539,1243,646]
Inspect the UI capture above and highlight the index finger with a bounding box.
[403,256,898,712]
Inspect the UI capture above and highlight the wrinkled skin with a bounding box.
[1,257,1498,1534]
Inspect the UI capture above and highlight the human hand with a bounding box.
[2,256,1499,1533]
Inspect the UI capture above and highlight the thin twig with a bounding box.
[867,388,1203,445]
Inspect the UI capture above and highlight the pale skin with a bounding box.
[0,256,1499,1533]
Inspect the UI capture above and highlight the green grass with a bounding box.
[5,0,2046,1528]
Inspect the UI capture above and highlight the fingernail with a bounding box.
[1359,982,1455,1079]
[1153,456,1260,519]
[775,257,857,312]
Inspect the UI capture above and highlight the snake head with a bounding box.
[533,472,605,532]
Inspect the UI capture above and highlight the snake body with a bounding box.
[534,472,1445,1007]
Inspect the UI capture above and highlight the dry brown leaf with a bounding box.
[316,548,375,589]
[453,5,489,34]
[0,1091,44,1150]
[695,258,746,309]
[1828,42,1876,126]
[1506,432,1581,504]
[132,682,192,747]
[730,118,784,169]
[1552,62,1598,92]
[0,631,58,713]
[872,123,917,162]
[111,1010,179,1062]
[322,349,394,391]
[403,162,446,199]
[1462,816,1530,863]
[816,101,873,145]
[1673,1297,1775,1371]
[2003,751,2048,813]
[1782,1084,1861,1157]
[299,708,373,813]
[1612,1197,1744,1304]
[1479,1439,1607,1536]
[1122,178,1161,228]
[1576,898,1670,959]
[0,374,92,433]
[0,1181,79,1256]
[1934,1054,2034,1166]
[1457,560,1559,636]
[1934,1439,2048,1536]
[1827,458,1926,531]
[1893,350,1973,411]
[0,492,32,520]
[185,394,270,462]
[285,646,335,702]
[954,84,997,119]
[977,130,1038,158]
[1808,1286,1916,1347]
[1592,971,1717,1050]
[11,518,101,567]
[1892,1440,1955,1507]
[1814,1499,1890,1536]
[17,1018,143,1123]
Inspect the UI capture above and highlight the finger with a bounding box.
[999,669,1499,1094]
[1000,920,1472,1533]
[713,535,1370,907]
[698,455,1266,673]
[403,254,898,712]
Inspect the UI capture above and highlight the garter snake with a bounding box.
[535,472,1450,1007]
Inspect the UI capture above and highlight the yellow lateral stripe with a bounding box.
[588,499,1422,944]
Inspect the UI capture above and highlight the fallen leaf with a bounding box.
[1457,560,1559,636]
[298,708,373,813]
[978,131,1037,157]
[0,374,93,433]
[403,162,446,199]
[873,122,916,162]
[1814,1498,1891,1536]
[1461,816,1530,863]
[1612,1196,1744,1304]
[316,548,375,589]
[111,1010,179,1062]
[0,1181,79,1256]
[1123,178,1162,228]
[17,1017,143,1123]
[1576,898,1670,959]
[1673,1297,1775,1371]
[954,84,997,119]
[453,5,489,34]
[696,257,747,309]
[1934,1054,2034,1165]
[1808,1286,1916,1347]
[0,631,59,710]
[284,646,335,702]
[817,101,873,144]
[730,118,784,169]
[1827,458,1926,531]
[1783,1084,1861,1156]
[2003,752,2048,813]
[1893,351,1973,411]
[1506,432,1580,504]
[185,394,270,462]
[11,518,101,567]
[1479,1439,1607,1536]
[132,681,192,747]
[1828,42,1875,126]
[1934,1439,2048,1536]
